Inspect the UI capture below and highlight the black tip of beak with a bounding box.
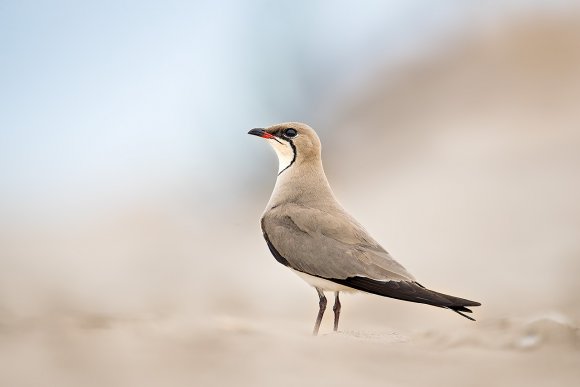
[248,128,266,137]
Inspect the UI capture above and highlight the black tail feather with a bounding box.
[329,276,481,321]
[448,306,476,321]
[450,305,473,313]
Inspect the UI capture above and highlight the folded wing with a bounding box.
[261,203,480,319]
[261,203,415,282]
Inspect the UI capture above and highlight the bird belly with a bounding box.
[290,269,358,293]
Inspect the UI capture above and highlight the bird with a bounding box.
[248,122,481,335]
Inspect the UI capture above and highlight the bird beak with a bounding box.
[248,128,275,139]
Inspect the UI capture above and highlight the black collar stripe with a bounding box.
[278,139,297,176]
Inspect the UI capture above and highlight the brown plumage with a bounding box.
[249,123,481,334]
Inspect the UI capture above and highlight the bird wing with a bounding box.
[261,203,416,282]
[261,203,481,315]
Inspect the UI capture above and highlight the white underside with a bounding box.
[290,269,359,293]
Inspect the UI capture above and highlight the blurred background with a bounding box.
[1,1,579,386]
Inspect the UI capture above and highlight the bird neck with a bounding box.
[266,158,338,209]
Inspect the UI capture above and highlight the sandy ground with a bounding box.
[1,308,579,387]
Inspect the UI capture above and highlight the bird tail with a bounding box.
[330,276,481,321]
[447,305,476,321]
[415,282,480,321]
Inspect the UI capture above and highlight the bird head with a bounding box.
[248,122,321,174]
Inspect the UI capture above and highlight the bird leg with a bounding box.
[333,291,341,331]
[313,287,327,335]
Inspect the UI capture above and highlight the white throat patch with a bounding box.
[267,138,295,174]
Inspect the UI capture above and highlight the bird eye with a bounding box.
[283,128,298,138]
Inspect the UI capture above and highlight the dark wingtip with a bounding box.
[326,276,482,321]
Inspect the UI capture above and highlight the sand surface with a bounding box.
[1,309,579,387]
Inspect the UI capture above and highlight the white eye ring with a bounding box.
[283,128,298,138]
